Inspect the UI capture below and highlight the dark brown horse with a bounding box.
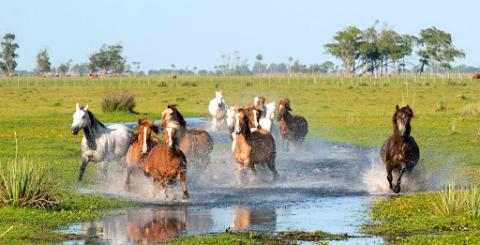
[124,118,159,190]
[277,98,308,151]
[161,104,213,165]
[381,105,420,193]
[232,108,278,181]
[143,125,189,200]
[473,73,480,80]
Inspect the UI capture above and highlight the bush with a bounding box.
[434,181,480,217]
[0,135,58,209]
[180,81,197,87]
[102,91,136,113]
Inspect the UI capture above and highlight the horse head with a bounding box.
[393,105,414,137]
[246,106,261,129]
[71,103,90,134]
[137,118,159,154]
[214,91,227,111]
[162,104,187,129]
[277,98,291,120]
[234,109,251,135]
[254,96,266,110]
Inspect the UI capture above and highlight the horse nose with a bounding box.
[71,127,79,135]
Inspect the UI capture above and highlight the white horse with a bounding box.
[208,91,227,131]
[71,103,134,181]
[259,102,276,132]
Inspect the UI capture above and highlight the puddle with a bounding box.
[63,118,388,244]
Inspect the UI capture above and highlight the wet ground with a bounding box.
[62,118,388,244]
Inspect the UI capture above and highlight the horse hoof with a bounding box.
[393,185,401,193]
[183,193,190,201]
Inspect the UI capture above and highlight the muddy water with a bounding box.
[63,118,386,244]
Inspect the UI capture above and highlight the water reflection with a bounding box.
[233,207,276,232]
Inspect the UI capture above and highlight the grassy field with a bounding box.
[0,75,480,243]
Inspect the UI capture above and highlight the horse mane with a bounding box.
[168,104,187,128]
[81,109,105,149]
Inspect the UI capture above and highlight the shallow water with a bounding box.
[64,118,391,244]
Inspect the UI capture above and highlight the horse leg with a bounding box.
[124,166,133,191]
[266,157,279,181]
[386,165,393,191]
[78,157,89,182]
[101,161,109,179]
[394,164,407,193]
[178,171,189,201]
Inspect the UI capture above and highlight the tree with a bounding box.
[71,63,88,76]
[325,26,362,77]
[36,48,51,75]
[58,59,72,76]
[416,27,465,74]
[318,61,335,73]
[88,44,126,75]
[253,54,265,74]
[0,33,19,76]
[132,61,140,77]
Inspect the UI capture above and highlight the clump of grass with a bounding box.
[52,101,62,107]
[176,97,185,102]
[434,181,480,217]
[457,94,467,100]
[157,81,168,87]
[0,133,58,209]
[435,100,446,112]
[245,82,253,87]
[180,81,197,87]
[277,230,348,241]
[102,91,136,113]
[462,102,480,117]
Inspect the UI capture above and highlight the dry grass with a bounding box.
[102,91,136,113]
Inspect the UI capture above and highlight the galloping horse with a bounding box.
[71,103,133,181]
[232,108,278,182]
[208,91,228,130]
[161,104,213,165]
[124,118,159,190]
[381,105,420,193]
[276,98,308,151]
[143,129,189,200]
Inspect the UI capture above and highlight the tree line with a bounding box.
[0,22,470,77]
[325,22,465,77]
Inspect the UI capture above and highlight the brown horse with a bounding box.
[124,118,159,190]
[473,73,480,80]
[277,98,308,151]
[232,108,278,181]
[245,106,262,131]
[143,123,189,200]
[381,105,420,193]
[161,104,213,165]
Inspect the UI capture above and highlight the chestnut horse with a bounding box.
[277,98,308,151]
[161,104,213,165]
[473,73,480,80]
[124,118,159,190]
[143,125,189,200]
[232,108,278,181]
[381,105,420,193]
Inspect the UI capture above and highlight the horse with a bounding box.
[473,73,480,80]
[161,104,213,165]
[259,102,276,132]
[124,118,160,190]
[254,96,266,110]
[231,108,278,182]
[276,98,308,151]
[245,106,262,131]
[143,125,189,200]
[71,103,134,181]
[208,91,228,130]
[381,105,420,193]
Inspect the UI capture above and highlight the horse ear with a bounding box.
[84,104,89,111]
[406,104,410,109]
[138,118,143,124]
[76,102,80,111]
[395,105,400,111]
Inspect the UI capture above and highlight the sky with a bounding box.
[1,0,478,71]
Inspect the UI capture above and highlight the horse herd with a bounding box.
[70,91,420,201]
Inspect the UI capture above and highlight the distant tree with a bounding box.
[132,61,140,77]
[318,61,335,73]
[71,63,88,76]
[88,44,126,75]
[58,59,72,76]
[416,27,465,73]
[36,48,51,75]
[325,26,362,77]
[0,33,19,76]
[253,54,266,74]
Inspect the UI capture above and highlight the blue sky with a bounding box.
[1,0,478,71]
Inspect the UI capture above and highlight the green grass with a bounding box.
[0,75,480,243]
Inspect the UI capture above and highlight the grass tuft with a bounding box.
[462,102,480,117]
[102,91,136,113]
[434,181,480,217]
